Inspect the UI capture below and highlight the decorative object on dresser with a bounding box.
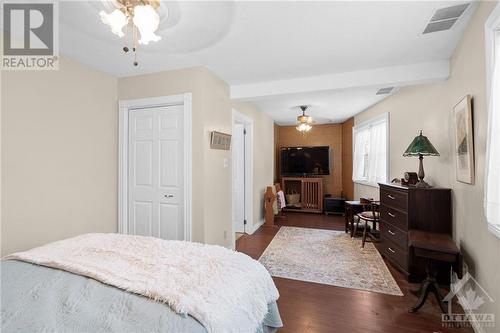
[407,230,462,314]
[281,177,323,213]
[377,183,452,282]
[453,95,475,184]
[402,172,418,186]
[403,130,440,188]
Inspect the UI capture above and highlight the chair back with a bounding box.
[361,200,380,221]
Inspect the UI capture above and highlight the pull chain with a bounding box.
[123,20,129,53]
[133,25,138,66]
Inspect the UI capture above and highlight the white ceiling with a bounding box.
[58,0,477,124]
[252,87,395,125]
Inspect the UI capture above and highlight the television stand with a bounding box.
[281,177,323,213]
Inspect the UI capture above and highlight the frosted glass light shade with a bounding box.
[296,123,312,132]
[133,5,162,45]
[99,9,128,38]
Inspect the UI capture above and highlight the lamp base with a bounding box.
[416,154,432,188]
[415,180,431,188]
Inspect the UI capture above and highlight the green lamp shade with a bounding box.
[403,131,440,157]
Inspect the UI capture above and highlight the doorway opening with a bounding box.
[231,110,253,248]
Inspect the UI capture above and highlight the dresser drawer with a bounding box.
[380,238,408,271]
[380,205,408,230]
[380,222,407,249]
[381,188,408,211]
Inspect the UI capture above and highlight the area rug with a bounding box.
[258,226,403,296]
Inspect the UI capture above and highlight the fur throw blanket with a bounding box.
[5,233,279,332]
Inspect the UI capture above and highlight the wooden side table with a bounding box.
[408,230,462,313]
[344,201,364,236]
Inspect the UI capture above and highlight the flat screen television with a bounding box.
[281,146,330,176]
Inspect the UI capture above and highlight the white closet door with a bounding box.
[232,123,245,233]
[128,105,184,240]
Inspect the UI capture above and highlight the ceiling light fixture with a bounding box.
[99,0,164,66]
[296,105,313,132]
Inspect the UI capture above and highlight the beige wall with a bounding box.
[118,67,232,246]
[354,2,499,329]
[2,59,273,254]
[232,102,275,230]
[276,124,343,197]
[1,57,118,255]
[119,67,275,245]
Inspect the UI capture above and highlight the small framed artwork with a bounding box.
[210,131,232,150]
[453,95,475,184]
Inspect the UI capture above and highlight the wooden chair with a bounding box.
[264,183,285,226]
[352,200,380,248]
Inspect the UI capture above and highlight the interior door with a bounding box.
[128,105,184,240]
[232,123,245,233]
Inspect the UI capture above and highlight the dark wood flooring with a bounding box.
[236,212,472,333]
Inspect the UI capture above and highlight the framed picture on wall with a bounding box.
[453,95,475,184]
[210,131,232,150]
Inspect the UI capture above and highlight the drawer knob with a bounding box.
[164,194,174,198]
[387,194,396,200]
[388,247,396,254]
[388,229,396,235]
[388,212,396,218]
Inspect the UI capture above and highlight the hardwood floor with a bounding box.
[236,212,472,333]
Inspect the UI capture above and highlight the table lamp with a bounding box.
[403,130,440,188]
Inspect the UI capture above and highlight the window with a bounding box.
[484,4,500,238]
[352,113,389,187]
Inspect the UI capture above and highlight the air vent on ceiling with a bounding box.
[423,3,470,34]
[376,87,394,95]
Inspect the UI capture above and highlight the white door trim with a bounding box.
[231,109,254,249]
[118,93,192,241]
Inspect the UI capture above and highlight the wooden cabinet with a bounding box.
[378,183,452,281]
[282,177,323,213]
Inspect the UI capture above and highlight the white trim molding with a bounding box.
[485,2,500,104]
[484,3,500,239]
[231,109,254,249]
[118,93,193,241]
[246,219,265,235]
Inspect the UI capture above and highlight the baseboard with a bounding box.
[246,219,265,235]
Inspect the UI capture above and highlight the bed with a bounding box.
[1,233,282,333]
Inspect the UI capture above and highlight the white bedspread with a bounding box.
[5,233,279,333]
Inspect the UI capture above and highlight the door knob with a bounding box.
[164,194,174,198]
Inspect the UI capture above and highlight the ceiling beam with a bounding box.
[230,60,449,100]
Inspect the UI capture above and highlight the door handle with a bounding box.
[388,247,396,254]
[387,194,395,200]
[164,194,174,198]
[388,229,396,236]
[388,212,396,218]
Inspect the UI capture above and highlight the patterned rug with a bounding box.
[258,227,403,296]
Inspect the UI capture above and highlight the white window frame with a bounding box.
[484,3,500,239]
[352,112,390,188]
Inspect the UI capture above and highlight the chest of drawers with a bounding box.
[377,183,452,280]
